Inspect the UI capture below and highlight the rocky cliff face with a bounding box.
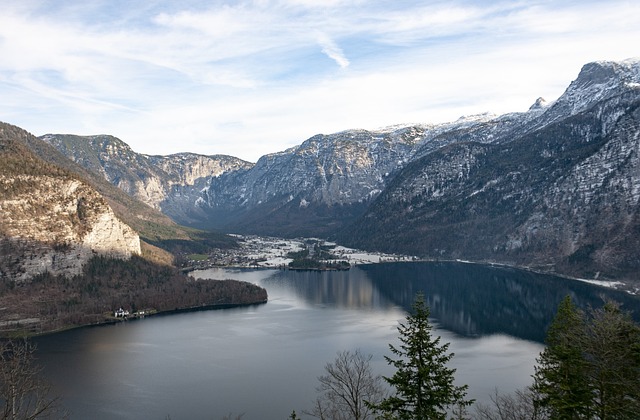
[40,134,252,226]
[1,123,140,283]
[338,59,640,282]
[198,126,428,235]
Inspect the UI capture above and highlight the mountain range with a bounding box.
[3,58,640,287]
[40,134,253,227]
[340,60,640,283]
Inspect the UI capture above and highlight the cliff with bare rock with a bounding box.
[0,123,267,336]
[0,123,140,283]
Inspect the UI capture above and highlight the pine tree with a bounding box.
[583,300,640,420]
[532,295,592,419]
[533,296,640,420]
[372,292,473,419]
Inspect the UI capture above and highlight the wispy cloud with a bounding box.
[0,0,639,161]
[316,32,350,68]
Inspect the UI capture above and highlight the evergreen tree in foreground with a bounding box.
[584,300,640,419]
[532,295,592,419]
[371,292,473,419]
[533,296,640,419]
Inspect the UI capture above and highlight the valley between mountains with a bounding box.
[2,58,640,334]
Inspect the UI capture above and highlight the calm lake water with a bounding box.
[33,262,640,420]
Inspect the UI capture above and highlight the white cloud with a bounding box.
[1,0,639,162]
[316,32,350,68]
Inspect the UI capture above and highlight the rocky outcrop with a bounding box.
[0,175,140,282]
[40,134,252,226]
[0,123,140,283]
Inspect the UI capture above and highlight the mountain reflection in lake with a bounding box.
[33,262,639,420]
[262,262,640,343]
[360,262,640,342]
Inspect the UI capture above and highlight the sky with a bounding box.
[1,0,639,162]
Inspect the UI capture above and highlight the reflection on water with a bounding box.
[31,262,639,420]
[255,262,640,343]
[362,262,640,342]
[262,268,396,310]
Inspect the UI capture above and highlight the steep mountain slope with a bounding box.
[40,134,252,226]
[28,132,239,262]
[198,121,516,236]
[199,127,426,236]
[338,59,640,282]
[0,123,140,282]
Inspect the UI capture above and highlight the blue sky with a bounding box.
[1,0,639,162]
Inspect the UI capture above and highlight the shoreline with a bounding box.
[5,299,269,339]
[14,259,637,339]
[188,257,636,295]
[182,234,636,293]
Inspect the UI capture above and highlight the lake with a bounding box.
[33,262,640,419]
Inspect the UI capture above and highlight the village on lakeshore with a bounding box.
[177,235,639,295]
[181,235,418,271]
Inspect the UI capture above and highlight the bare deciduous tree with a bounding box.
[306,349,385,420]
[0,339,67,420]
[475,388,546,420]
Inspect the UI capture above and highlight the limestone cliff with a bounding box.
[0,122,140,283]
[40,134,252,226]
